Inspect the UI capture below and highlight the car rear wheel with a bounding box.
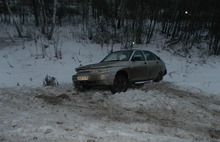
[110,75,128,94]
[153,71,163,82]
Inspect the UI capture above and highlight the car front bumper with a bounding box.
[72,72,115,86]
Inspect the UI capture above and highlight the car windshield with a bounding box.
[101,50,133,62]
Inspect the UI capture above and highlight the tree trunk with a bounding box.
[48,0,58,40]
[4,0,22,37]
[38,0,47,34]
[87,0,93,40]
[32,0,39,27]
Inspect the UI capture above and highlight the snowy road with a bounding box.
[0,82,220,142]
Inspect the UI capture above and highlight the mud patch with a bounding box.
[209,129,220,139]
[36,93,71,105]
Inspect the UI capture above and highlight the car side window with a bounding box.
[132,51,145,61]
[144,51,156,61]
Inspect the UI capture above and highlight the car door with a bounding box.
[129,50,149,81]
[143,51,161,79]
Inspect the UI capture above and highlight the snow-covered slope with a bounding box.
[1,39,220,142]
[0,39,220,95]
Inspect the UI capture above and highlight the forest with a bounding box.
[1,0,220,55]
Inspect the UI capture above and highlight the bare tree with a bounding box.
[32,0,39,27]
[4,0,22,37]
[47,0,58,40]
[87,0,93,40]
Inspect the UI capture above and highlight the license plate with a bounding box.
[77,76,89,81]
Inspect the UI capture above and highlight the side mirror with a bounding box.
[131,56,141,61]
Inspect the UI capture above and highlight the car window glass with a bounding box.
[144,51,156,61]
[132,51,145,61]
[102,51,132,62]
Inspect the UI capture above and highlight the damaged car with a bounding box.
[72,49,167,93]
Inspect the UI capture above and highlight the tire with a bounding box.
[110,75,128,94]
[153,71,163,82]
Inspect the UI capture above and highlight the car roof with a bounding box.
[118,49,151,52]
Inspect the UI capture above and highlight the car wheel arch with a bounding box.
[115,70,129,80]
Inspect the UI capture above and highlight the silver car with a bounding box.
[72,49,167,93]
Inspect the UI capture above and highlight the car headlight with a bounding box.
[92,68,109,73]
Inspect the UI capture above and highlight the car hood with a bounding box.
[76,61,128,71]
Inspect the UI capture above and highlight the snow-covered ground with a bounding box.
[1,39,220,142]
[1,38,220,94]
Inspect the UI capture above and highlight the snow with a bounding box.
[1,38,220,95]
[1,38,220,142]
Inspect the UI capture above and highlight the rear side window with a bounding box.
[144,51,156,61]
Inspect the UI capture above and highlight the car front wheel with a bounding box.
[110,75,128,94]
